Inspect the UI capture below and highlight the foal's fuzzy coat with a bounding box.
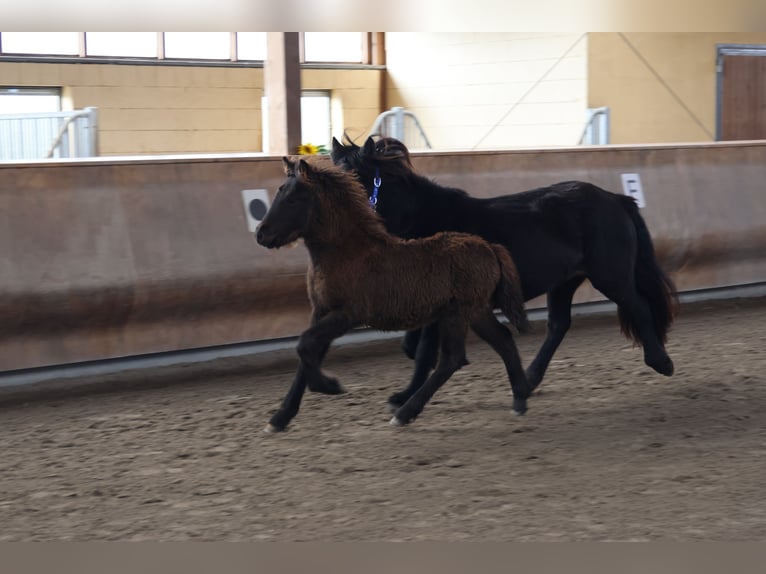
[255,157,532,431]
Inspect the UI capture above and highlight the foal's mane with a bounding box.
[300,159,391,241]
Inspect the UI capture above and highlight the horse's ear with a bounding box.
[297,158,316,182]
[282,156,296,176]
[331,137,345,161]
[363,136,376,156]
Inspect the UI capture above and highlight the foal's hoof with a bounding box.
[264,423,285,433]
[512,398,528,416]
[389,416,405,427]
[308,376,346,395]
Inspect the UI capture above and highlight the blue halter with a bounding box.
[369,168,381,210]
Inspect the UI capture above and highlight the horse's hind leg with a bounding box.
[388,321,443,411]
[526,275,585,390]
[471,309,533,415]
[589,275,674,376]
[391,316,468,426]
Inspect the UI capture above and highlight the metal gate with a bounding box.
[369,107,432,150]
[0,107,99,160]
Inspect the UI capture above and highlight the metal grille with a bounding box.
[0,107,99,160]
[580,107,610,145]
[369,107,432,150]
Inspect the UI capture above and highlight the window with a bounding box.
[304,33,363,63]
[0,87,61,114]
[301,91,332,147]
[85,32,158,58]
[236,32,267,61]
[261,91,333,151]
[163,32,231,60]
[1,32,79,55]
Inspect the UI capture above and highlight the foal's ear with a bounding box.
[362,136,376,156]
[297,158,317,182]
[282,156,296,176]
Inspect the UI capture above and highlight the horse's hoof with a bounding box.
[512,399,528,416]
[387,393,407,413]
[659,358,674,377]
[646,354,674,377]
[264,423,284,433]
[389,416,405,427]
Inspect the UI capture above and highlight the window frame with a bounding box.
[0,32,383,67]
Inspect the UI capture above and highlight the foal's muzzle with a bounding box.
[255,223,297,249]
[255,224,274,248]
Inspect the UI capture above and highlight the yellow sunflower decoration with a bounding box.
[297,143,329,155]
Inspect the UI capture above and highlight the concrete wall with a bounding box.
[588,33,766,144]
[0,61,383,155]
[2,142,766,371]
[384,33,588,150]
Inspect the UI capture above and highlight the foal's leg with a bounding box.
[391,315,468,427]
[388,321,444,412]
[525,275,585,390]
[266,310,353,432]
[306,334,345,395]
[471,310,533,415]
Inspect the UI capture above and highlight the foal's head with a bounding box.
[256,157,317,248]
[256,156,385,249]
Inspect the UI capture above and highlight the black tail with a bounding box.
[491,244,530,333]
[620,199,680,344]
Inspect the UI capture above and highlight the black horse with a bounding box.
[331,136,679,411]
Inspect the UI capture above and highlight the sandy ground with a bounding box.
[1,296,765,541]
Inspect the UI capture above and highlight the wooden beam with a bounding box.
[264,33,302,155]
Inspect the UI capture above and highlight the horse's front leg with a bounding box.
[525,276,584,390]
[267,310,353,432]
[401,328,422,360]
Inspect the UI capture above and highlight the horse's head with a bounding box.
[332,136,413,197]
[256,157,318,249]
[330,135,360,168]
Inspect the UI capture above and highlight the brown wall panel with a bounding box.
[720,55,766,141]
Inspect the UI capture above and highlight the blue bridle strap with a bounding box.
[370,168,381,210]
